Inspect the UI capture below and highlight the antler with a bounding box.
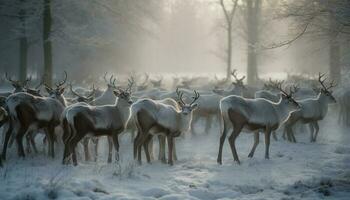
[5,72,18,85]
[127,76,135,92]
[190,90,200,106]
[317,72,337,91]
[327,80,337,90]
[176,88,186,106]
[276,82,291,97]
[318,72,327,90]
[231,70,245,82]
[69,83,84,99]
[87,84,96,98]
[55,71,67,88]
[103,72,108,83]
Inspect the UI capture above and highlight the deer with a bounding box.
[217,85,300,165]
[66,83,99,161]
[150,76,163,88]
[283,73,337,143]
[61,77,134,165]
[136,73,149,91]
[131,89,200,165]
[0,73,31,97]
[2,72,68,160]
[213,70,246,97]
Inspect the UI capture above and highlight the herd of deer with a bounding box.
[0,70,343,167]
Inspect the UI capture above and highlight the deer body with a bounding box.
[132,89,199,165]
[62,82,134,165]
[217,90,299,165]
[283,73,336,143]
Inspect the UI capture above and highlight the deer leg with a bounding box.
[217,122,228,165]
[148,136,154,160]
[143,134,153,163]
[228,125,243,164]
[137,134,148,165]
[272,131,278,141]
[248,131,259,158]
[312,122,319,142]
[26,133,32,154]
[264,128,272,159]
[16,126,26,158]
[83,137,91,161]
[62,143,71,165]
[29,132,38,153]
[167,135,174,166]
[2,122,12,160]
[111,134,120,162]
[158,135,166,163]
[133,132,141,159]
[107,136,113,163]
[308,123,315,142]
[69,134,84,166]
[93,138,99,162]
[173,138,177,161]
[47,125,55,158]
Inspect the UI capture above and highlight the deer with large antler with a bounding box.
[283,73,337,143]
[61,77,135,165]
[2,71,68,160]
[217,83,300,164]
[131,88,200,165]
[0,73,31,97]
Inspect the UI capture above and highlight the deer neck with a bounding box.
[316,93,329,117]
[176,111,193,133]
[274,98,291,122]
[115,98,131,126]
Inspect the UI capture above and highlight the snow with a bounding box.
[1,109,350,200]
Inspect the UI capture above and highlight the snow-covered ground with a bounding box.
[0,108,350,200]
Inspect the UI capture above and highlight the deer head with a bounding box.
[317,73,336,103]
[176,88,199,115]
[231,70,246,89]
[113,76,135,105]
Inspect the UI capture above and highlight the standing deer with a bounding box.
[2,72,68,160]
[62,78,134,165]
[283,73,337,143]
[131,89,200,165]
[217,86,299,164]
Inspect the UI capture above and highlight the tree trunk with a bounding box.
[19,0,28,82]
[329,14,340,83]
[226,23,232,80]
[247,0,260,85]
[43,0,53,86]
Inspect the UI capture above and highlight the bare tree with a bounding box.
[43,0,53,86]
[246,0,261,85]
[219,0,239,80]
[267,0,350,82]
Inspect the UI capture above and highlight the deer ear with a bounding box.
[113,90,121,97]
[59,87,65,94]
[191,103,198,110]
[45,86,52,93]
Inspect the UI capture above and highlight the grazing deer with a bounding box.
[2,72,68,160]
[283,73,337,143]
[131,89,200,165]
[62,78,134,165]
[217,86,299,164]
